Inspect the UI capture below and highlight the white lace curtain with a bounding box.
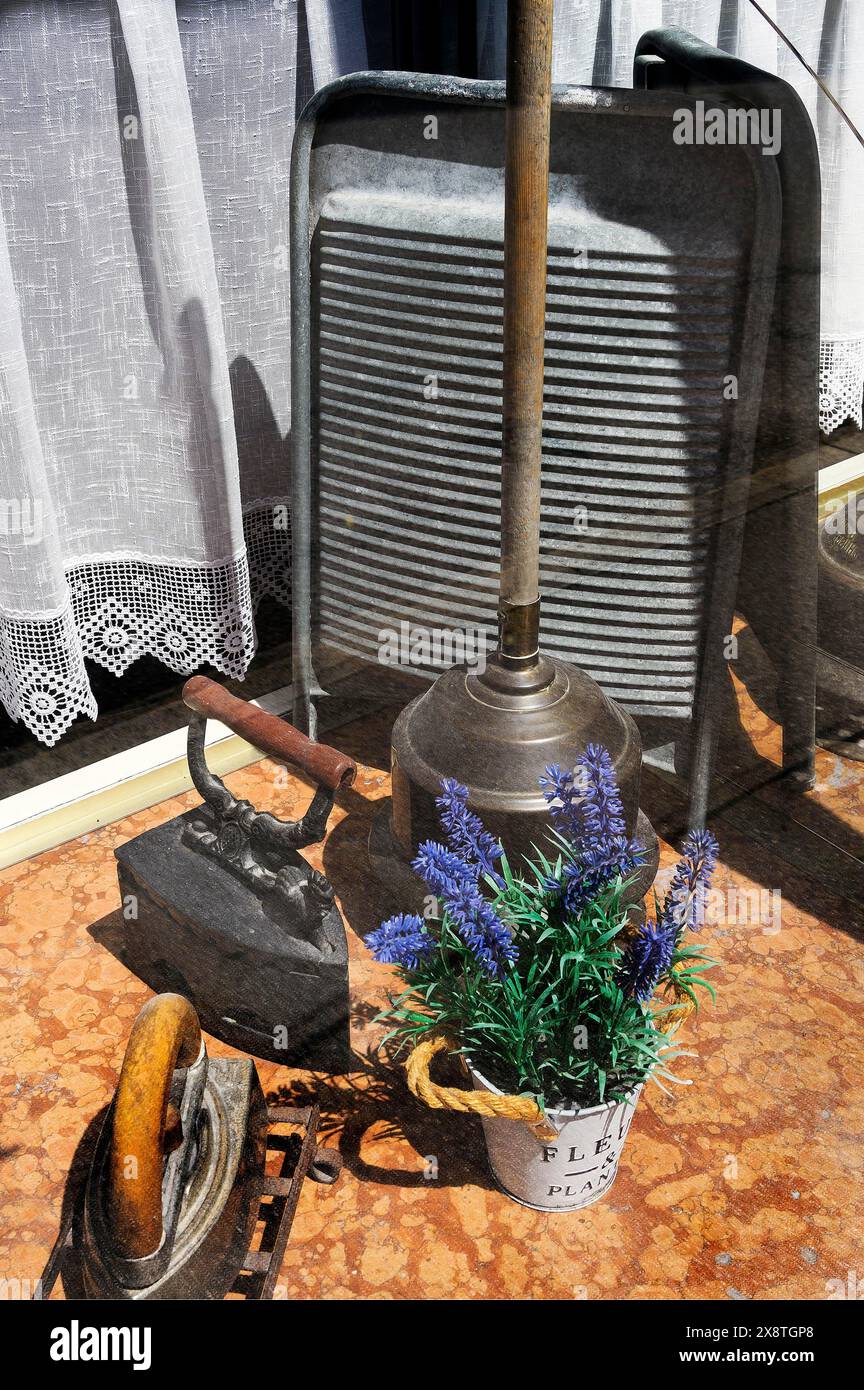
[479,0,864,436]
[0,0,365,746]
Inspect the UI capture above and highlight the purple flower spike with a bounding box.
[542,745,645,914]
[366,913,434,970]
[560,836,646,917]
[663,828,719,935]
[435,779,504,885]
[413,840,516,976]
[618,917,677,1001]
[539,763,582,839]
[412,840,472,901]
[575,744,628,843]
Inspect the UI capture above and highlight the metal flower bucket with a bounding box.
[406,1035,641,1213]
[470,1067,642,1212]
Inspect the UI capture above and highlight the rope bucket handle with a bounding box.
[405,1034,558,1141]
[657,970,697,1036]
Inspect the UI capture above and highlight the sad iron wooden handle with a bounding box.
[182,676,356,792]
[106,994,202,1261]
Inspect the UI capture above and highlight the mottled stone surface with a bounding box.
[1,692,863,1301]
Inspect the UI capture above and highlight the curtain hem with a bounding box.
[820,336,864,435]
[0,499,291,746]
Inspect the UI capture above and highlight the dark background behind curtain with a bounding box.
[363,0,479,76]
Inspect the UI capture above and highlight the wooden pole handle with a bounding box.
[498,0,554,655]
[106,994,202,1261]
[182,676,356,792]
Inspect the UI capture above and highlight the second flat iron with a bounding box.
[114,677,356,1070]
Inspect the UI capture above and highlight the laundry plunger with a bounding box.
[370,0,659,901]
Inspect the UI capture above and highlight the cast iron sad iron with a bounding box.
[37,994,341,1300]
[114,677,355,1069]
[84,994,264,1300]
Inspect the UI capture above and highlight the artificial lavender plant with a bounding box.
[366,747,718,1109]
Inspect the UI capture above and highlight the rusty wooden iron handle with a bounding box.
[405,1034,556,1140]
[182,676,356,792]
[106,995,202,1261]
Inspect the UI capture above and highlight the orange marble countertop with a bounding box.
[2,704,864,1301]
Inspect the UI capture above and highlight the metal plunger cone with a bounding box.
[371,0,658,899]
